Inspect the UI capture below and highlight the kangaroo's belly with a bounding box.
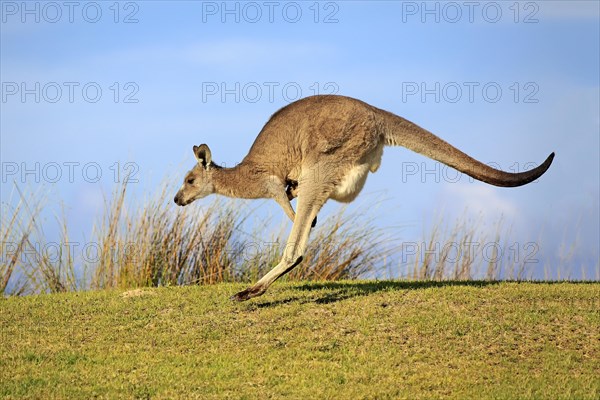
[331,143,383,203]
[331,165,370,202]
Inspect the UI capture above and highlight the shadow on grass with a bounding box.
[253,280,586,308]
[303,280,501,304]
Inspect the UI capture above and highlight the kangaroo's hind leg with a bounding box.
[285,180,317,228]
[232,173,332,301]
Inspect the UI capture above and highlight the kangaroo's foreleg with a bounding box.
[232,178,330,301]
[274,180,316,227]
[267,177,299,224]
[274,191,297,223]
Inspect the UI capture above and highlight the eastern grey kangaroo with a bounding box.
[174,95,554,301]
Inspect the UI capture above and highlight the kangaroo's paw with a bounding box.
[231,286,266,302]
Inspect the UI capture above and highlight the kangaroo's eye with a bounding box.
[187,178,195,184]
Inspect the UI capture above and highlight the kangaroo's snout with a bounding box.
[174,193,184,206]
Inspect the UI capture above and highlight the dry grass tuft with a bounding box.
[2,180,399,295]
[2,179,592,296]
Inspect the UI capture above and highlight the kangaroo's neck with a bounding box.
[212,162,270,199]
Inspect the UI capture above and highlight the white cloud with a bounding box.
[77,186,106,215]
[77,38,336,70]
[180,38,335,67]
[441,183,518,219]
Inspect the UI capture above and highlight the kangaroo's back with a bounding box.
[242,95,383,166]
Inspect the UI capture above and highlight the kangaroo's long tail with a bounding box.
[379,109,554,187]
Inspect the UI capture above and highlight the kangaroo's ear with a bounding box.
[193,144,212,169]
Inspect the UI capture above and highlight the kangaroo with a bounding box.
[174,95,554,301]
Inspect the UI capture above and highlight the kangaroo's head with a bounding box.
[174,144,216,206]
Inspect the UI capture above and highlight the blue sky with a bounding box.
[1,1,599,280]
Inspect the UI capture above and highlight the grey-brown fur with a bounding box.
[174,95,554,301]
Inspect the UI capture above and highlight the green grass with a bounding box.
[1,281,598,399]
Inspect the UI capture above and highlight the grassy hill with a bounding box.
[1,281,599,399]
